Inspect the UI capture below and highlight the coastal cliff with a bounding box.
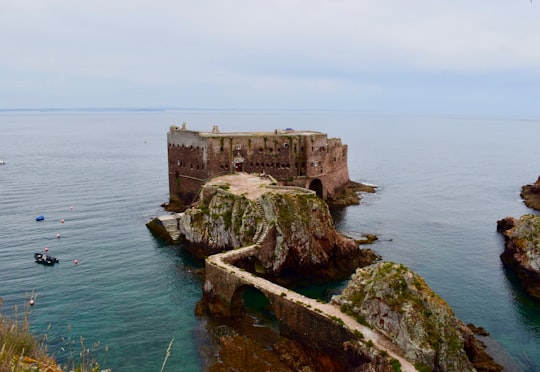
[166,174,379,283]
[332,262,502,371]
[148,173,503,370]
[497,215,540,301]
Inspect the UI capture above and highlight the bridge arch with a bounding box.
[308,178,324,199]
[230,284,277,321]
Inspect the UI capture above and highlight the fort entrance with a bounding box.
[308,178,324,199]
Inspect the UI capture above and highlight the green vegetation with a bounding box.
[0,299,55,371]
[414,362,432,372]
[391,359,402,372]
[329,315,344,326]
[0,297,107,372]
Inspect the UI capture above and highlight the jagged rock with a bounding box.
[169,177,378,283]
[327,180,377,208]
[521,175,540,211]
[332,262,502,372]
[497,214,540,301]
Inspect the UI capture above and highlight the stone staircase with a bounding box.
[252,200,269,244]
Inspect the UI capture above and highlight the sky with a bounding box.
[1,0,539,116]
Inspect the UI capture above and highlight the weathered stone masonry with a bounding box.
[167,123,350,206]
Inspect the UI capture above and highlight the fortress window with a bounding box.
[259,148,263,153]
[220,146,224,152]
[283,143,289,149]
[236,144,242,150]
[269,148,273,153]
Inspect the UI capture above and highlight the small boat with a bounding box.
[34,252,59,266]
[35,215,45,221]
[0,160,5,165]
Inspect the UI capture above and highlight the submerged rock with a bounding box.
[497,215,540,301]
[332,262,502,372]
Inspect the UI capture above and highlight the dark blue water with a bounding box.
[1,110,539,371]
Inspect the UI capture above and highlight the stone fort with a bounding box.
[167,123,350,207]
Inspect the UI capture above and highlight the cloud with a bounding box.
[1,0,539,112]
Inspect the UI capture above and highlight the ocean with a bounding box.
[0,110,539,371]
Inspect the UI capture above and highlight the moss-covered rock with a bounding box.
[175,179,378,284]
[333,262,502,372]
[497,214,540,301]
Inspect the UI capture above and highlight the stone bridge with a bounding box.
[203,245,416,371]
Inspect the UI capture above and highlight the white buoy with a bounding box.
[74,259,79,265]
[44,247,49,252]
[56,233,61,239]
[61,219,64,224]
[29,299,35,306]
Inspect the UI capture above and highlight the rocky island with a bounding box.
[497,215,540,301]
[495,176,540,303]
[148,173,501,371]
[332,262,500,371]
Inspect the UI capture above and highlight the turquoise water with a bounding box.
[1,110,539,371]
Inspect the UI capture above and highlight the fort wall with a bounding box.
[167,123,351,206]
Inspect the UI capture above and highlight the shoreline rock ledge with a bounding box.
[497,215,540,301]
[520,175,540,211]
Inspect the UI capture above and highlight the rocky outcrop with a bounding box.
[172,183,378,284]
[521,176,540,211]
[332,262,502,372]
[497,215,540,301]
[327,180,376,208]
